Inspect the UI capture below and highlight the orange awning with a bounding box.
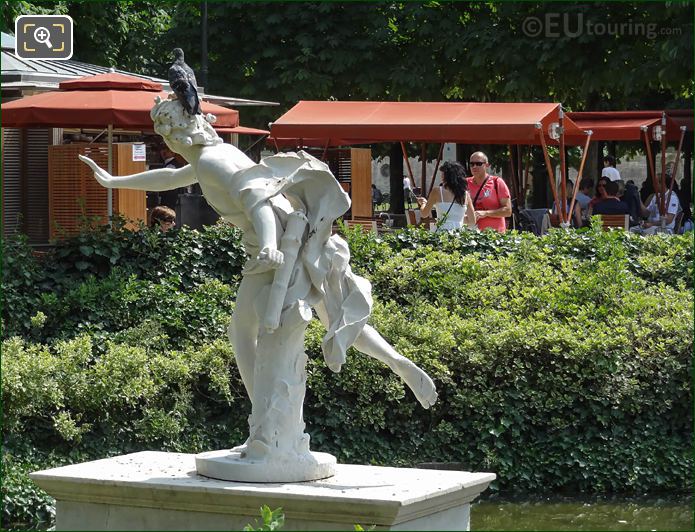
[665,109,694,133]
[568,111,686,141]
[215,125,270,135]
[58,72,163,91]
[269,101,588,147]
[1,72,239,130]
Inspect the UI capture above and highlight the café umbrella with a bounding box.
[1,72,239,220]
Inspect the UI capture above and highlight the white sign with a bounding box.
[132,144,146,162]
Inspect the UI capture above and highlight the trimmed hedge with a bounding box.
[2,221,692,530]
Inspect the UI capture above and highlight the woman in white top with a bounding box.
[417,161,476,231]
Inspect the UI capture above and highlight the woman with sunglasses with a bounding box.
[466,151,512,232]
[586,176,610,218]
[417,161,476,231]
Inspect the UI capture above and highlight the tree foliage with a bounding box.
[1,0,174,75]
[3,2,692,127]
[160,1,693,127]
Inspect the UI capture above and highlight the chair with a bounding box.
[345,218,378,232]
[518,208,551,236]
[598,214,629,230]
[376,212,394,230]
[406,209,435,229]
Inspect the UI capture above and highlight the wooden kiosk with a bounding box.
[48,143,146,238]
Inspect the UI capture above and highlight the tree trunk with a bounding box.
[456,144,472,173]
[597,141,606,177]
[531,146,548,208]
[585,141,599,183]
[389,142,404,216]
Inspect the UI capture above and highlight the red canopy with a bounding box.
[567,110,685,141]
[270,101,588,147]
[58,72,163,91]
[1,72,239,130]
[665,109,694,133]
[215,125,270,136]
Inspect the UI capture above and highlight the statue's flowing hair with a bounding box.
[440,161,468,205]
[150,96,221,147]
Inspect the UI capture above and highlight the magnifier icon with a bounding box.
[33,26,53,49]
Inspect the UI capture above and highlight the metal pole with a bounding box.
[666,126,686,208]
[659,113,667,215]
[509,145,519,207]
[107,124,113,227]
[517,144,523,200]
[420,143,427,194]
[522,149,531,206]
[641,126,658,198]
[559,107,567,224]
[400,142,415,184]
[568,132,593,225]
[537,123,560,224]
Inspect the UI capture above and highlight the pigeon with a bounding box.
[168,48,201,116]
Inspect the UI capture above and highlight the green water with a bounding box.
[471,495,693,531]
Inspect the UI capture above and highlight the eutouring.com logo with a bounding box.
[522,13,681,40]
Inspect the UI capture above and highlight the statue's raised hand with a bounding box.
[257,247,284,269]
[78,155,113,187]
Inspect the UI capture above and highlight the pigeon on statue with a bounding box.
[168,48,201,116]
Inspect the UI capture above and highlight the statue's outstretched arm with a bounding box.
[78,155,198,192]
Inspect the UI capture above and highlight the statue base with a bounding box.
[30,451,495,531]
[195,448,337,482]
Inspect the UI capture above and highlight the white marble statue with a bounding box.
[79,96,437,482]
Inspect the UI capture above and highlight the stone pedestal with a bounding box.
[31,451,495,531]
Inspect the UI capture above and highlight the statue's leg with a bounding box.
[314,303,438,409]
[228,271,274,398]
[353,325,438,409]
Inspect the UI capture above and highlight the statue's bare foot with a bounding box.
[392,358,438,409]
[241,439,270,460]
[231,441,248,453]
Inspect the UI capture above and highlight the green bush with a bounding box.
[1,452,55,531]
[2,220,245,339]
[1,224,692,530]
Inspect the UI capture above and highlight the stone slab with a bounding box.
[31,451,495,531]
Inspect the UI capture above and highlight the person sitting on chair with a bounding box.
[631,177,682,234]
[371,184,384,207]
[592,180,629,216]
[575,178,594,219]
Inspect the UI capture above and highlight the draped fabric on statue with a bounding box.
[229,151,372,369]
